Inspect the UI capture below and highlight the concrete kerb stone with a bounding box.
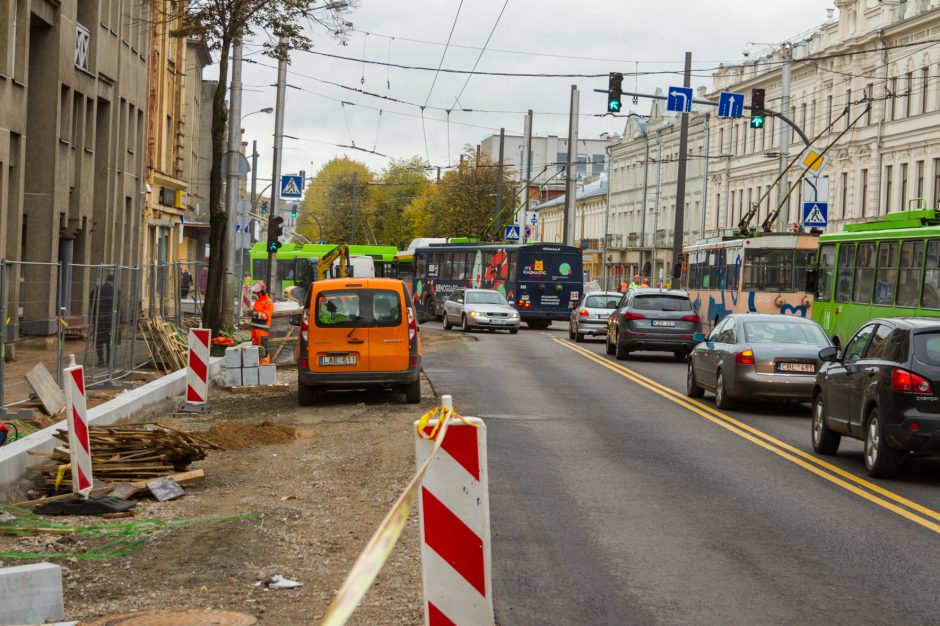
[0,358,223,501]
[0,562,65,624]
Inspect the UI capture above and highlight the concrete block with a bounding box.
[242,346,260,367]
[242,366,259,386]
[0,562,65,625]
[259,364,277,386]
[224,347,242,369]
[224,367,242,388]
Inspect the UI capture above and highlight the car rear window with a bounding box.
[914,332,940,366]
[586,295,620,308]
[743,321,828,345]
[315,289,402,328]
[631,295,691,311]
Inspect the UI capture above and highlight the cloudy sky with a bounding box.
[232,0,835,185]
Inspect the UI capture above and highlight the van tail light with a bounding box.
[735,349,755,365]
[408,307,418,342]
[300,308,309,343]
[892,368,933,394]
[623,312,645,321]
[579,309,589,317]
[681,314,701,323]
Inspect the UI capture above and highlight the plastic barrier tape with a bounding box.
[320,406,479,626]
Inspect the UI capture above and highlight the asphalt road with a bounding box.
[422,321,940,626]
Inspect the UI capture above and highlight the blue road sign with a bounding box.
[667,86,694,113]
[802,202,829,227]
[504,225,521,241]
[280,175,303,199]
[717,92,745,118]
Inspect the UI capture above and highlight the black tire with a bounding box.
[298,383,318,406]
[686,362,704,398]
[811,394,841,455]
[864,408,902,478]
[526,320,551,330]
[673,351,686,362]
[404,379,421,404]
[575,328,584,343]
[615,339,629,361]
[715,370,735,409]
[461,315,470,332]
[509,328,519,335]
[605,331,616,355]
[568,324,575,340]
[442,314,452,330]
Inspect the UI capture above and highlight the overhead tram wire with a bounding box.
[449,0,510,110]
[424,0,464,108]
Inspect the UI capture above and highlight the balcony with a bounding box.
[580,237,604,251]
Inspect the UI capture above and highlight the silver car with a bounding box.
[442,288,520,334]
[686,313,832,409]
[570,291,622,342]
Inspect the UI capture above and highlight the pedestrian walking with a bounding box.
[180,269,193,299]
[90,274,115,366]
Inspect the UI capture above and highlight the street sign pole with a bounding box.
[672,51,692,285]
[267,37,288,295]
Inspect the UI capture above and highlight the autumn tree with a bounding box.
[297,157,374,244]
[370,157,431,248]
[169,0,352,332]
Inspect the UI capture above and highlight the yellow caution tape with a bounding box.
[54,463,69,491]
[320,405,475,626]
[58,318,69,329]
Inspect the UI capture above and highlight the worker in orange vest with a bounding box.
[250,282,274,363]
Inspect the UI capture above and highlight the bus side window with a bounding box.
[835,243,855,303]
[922,239,940,309]
[416,253,427,278]
[873,241,899,306]
[852,242,876,304]
[815,244,836,301]
[897,240,923,308]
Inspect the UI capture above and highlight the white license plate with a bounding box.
[651,320,676,327]
[777,362,814,373]
[320,355,357,366]
[596,314,607,319]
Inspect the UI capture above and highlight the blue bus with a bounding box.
[412,243,584,328]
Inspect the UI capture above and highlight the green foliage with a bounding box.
[298,157,373,243]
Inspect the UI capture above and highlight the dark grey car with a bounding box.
[686,313,832,409]
[605,289,702,361]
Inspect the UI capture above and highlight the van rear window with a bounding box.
[315,290,402,328]
[914,332,940,366]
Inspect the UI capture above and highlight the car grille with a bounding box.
[486,311,509,317]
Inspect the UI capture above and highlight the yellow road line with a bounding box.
[553,337,940,534]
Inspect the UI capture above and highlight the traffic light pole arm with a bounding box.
[596,89,812,147]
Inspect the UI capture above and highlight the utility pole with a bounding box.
[671,51,692,282]
[266,37,288,294]
[653,132,663,281]
[494,128,505,233]
[639,133,650,277]
[776,43,792,232]
[564,86,579,246]
[700,113,711,240]
[350,172,358,244]
[522,111,533,243]
[236,138,258,321]
[223,42,243,325]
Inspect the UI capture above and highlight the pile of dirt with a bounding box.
[202,420,314,450]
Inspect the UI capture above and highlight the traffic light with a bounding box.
[267,215,284,253]
[750,88,766,129]
[260,200,269,215]
[607,72,623,113]
[290,204,298,220]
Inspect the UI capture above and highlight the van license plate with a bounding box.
[651,320,676,327]
[777,362,813,373]
[320,355,357,366]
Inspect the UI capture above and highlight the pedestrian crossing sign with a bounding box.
[504,225,521,241]
[280,175,303,199]
[801,202,828,228]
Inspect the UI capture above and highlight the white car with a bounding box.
[442,289,520,334]
[570,291,622,342]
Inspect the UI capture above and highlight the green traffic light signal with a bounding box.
[750,115,765,129]
[268,240,282,253]
[608,100,621,113]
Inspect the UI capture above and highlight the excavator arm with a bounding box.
[317,244,350,280]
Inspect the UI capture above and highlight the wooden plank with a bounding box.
[129,468,205,489]
[25,362,65,416]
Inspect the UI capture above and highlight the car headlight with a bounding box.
[509,312,519,318]
[469,310,479,317]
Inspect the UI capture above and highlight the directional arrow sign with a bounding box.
[801,202,828,228]
[717,92,745,118]
[666,86,694,113]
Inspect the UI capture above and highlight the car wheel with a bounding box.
[298,382,318,406]
[568,324,575,340]
[442,314,452,330]
[404,379,421,404]
[715,370,735,409]
[575,328,584,343]
[605,331,616,355]
[686,362,704,398]
[811,395,841,455]
[510,328,519,335]
[673,351,686,362]
[461,315,470,332]
[864,408,902,478]
[615,339,629,361]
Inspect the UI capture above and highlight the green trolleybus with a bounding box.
[810,209,940,349]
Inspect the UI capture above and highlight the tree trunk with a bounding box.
[202,39,231,333]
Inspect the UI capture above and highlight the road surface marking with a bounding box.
[554,338,940,535]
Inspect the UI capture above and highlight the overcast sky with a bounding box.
[231,0,836,187]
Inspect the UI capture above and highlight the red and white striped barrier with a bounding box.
[185,328,211,406]
[63,360,93,498]
[415,397,493,625]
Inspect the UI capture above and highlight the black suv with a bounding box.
[605,289,702,361]
[812,317,940,478]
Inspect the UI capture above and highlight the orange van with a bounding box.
[294,278,422,405]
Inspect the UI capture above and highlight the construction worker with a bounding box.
[640,277,650,288]
[250,282,274,363]
[629,274,641,289]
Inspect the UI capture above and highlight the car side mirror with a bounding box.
[288,314,301,326]
[818,346,839,362]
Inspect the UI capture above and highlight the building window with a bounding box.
[901,163,909,211]
[844,89,851,130]
[885,164,893,213]
[933,158,940,209]
[75,23,91,71]
[922,67,930,114]
[715,193,720,230]
[12,0,27,80]
[866,83,873,125]
[861,168,869,217]
[840,172,848,220]
[891,77,898,121]
[905,72,913,118]
[827,94,833,128]
[730,190,735,227]
[917,160,925,201]
[810,100,816,137]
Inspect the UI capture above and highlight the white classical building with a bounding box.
[605,0,940,286]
